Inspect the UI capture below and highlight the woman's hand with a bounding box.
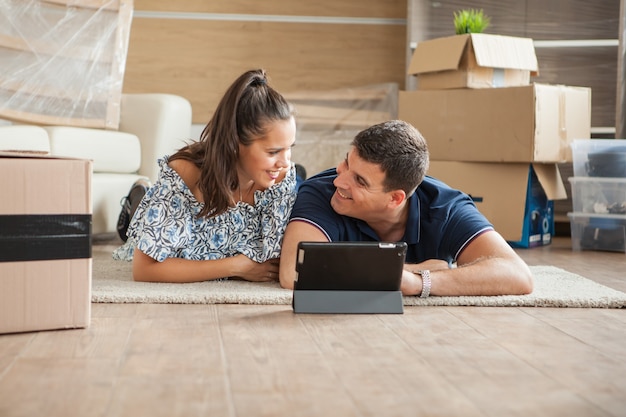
[231,255,280,282]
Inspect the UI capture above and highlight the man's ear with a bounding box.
[389,189,407,208]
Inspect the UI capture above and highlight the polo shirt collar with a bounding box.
[355,218,379,240]
[403,193,420,245]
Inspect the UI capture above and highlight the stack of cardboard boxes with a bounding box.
[399,33,592,248]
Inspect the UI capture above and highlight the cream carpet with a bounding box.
[91,246,626,308]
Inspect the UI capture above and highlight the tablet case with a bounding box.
[293,242,407,314]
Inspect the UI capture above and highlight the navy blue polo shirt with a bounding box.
[289,168,493,264]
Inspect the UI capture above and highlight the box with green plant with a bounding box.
[453,9,491,34]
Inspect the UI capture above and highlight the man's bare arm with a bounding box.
[402,230,533,296]
[279,220,329,289]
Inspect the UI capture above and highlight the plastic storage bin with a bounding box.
[571,139,626,178]
[569,177,626,214]
[568,212,626,253]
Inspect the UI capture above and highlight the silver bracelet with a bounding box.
[417,270,431,298]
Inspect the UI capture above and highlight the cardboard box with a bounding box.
[427,161,567,248]
[399,83,591,163]
[0,153,92,334]
[408,33,538,90]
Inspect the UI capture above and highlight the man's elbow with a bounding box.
[279,271,295,290]
[516,275,534,295]
[511,261,534,295]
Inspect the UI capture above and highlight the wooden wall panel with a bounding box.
[123,1,407,123]
[133,0,405,19]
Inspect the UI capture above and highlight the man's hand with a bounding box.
[406,259,450,273]
[401,259,449,296]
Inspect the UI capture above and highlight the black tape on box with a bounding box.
[0,214,92,262]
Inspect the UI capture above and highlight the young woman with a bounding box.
[113,69,298,283]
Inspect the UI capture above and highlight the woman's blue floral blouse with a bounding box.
[112,156,298,265]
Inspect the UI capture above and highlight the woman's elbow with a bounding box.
[132,266,151,282]
[132,256,154,282]
[131,248,159,282]
[133,272,150,282]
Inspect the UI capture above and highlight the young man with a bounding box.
[279,120,533,297]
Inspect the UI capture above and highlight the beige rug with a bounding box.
[91,246,626,308]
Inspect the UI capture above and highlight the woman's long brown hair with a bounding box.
[170,69,294,217]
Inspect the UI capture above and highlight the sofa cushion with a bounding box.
[45,126,141,173]
[0,125,50,154]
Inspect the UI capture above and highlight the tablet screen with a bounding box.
[295,241,407,291]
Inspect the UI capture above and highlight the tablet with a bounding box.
[294,241,408,291]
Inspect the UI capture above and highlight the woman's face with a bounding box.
[238,116,296,189]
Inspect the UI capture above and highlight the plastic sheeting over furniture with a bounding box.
[285,83,398,178]
[0,0,133,129]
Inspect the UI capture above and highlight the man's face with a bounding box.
[330,148,394,221]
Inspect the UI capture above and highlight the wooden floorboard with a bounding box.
[0,237,624,417]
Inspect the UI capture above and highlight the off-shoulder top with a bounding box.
[112,156,298,264]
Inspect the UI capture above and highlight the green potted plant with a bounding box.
[453,9,491,34]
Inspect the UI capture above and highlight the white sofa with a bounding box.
[0,94,192,236]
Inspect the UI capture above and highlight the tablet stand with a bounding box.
[292,290,404,314]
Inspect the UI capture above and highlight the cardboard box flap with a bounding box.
[408,33,539,76]
[470,34,538,74]
[532,163,567,200]
[408,34,470,75]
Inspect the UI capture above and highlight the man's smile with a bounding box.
[336,189,351,199]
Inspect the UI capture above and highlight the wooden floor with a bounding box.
[1,237,625,417]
